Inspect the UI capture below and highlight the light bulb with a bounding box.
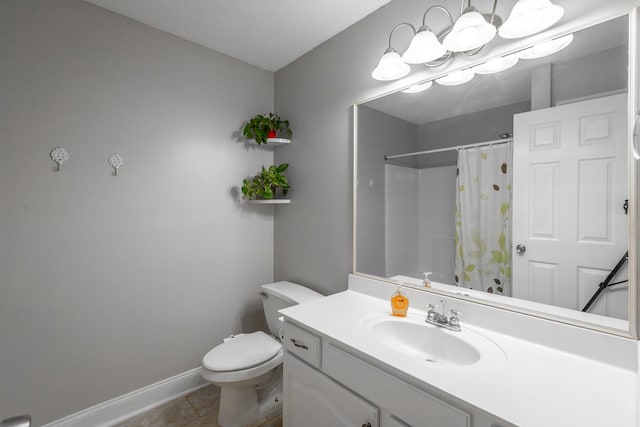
[443,9,496,52]
[372,48,411,81]
[402,81,433,93]
[499,0,564,39]
[459,27,479,47]
[518,34,573,60]
[473,55,519,74]
[402,27,447,64]
[435,69,475,86]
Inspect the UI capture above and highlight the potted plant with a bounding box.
[241,163,290,200]
[242,113,293,145]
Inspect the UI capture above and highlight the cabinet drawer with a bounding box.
[323,342,470,427]
[282,321,321,368]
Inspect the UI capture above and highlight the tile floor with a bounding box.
[112,384,282,427]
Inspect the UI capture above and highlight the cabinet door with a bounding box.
[382,414,411,427]
[323,342,470,427]
[283,352,378,427]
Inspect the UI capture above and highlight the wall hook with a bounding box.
[109,154,123,176]
[50,146,69,171]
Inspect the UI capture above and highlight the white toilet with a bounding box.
[201,281,322,427]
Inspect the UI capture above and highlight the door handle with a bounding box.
[516,244,526,255]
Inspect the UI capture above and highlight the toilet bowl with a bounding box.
[201,281,322,427]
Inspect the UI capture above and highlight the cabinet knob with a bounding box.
[361,423,372,427]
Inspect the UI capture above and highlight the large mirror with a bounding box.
[354,13,637,336]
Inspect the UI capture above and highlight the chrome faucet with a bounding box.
[425,300,461,331]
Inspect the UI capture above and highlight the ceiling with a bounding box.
[83,0,393,72]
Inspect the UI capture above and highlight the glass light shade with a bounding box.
[372,48,411,81]
[518,34,573,60]
[402,81,433,93]
[401,27,447,64]
[472,54,519,74]
[443,10,496,52]
[498,0,564,39]
[435,69,475,86]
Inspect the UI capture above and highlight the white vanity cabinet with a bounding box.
[284,352,378,427]
[282,320,513,427]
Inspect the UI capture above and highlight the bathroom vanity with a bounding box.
[279,5,640,427]
[280,275,637,427]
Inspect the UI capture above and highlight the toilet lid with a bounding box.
[202,331,281,371]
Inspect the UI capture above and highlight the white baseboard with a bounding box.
[42,367,207,427]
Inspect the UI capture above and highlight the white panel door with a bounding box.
[283,352,379,427]
[512,93,628,318]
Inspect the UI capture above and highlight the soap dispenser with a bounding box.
[391,286,409,317]
[423,272,432,288]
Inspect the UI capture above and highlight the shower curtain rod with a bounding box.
[384,137,512,161]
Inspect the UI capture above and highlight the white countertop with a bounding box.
[390,274,628,331]
[281,289,638,427]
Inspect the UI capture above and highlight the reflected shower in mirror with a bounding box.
[356,15,630,330]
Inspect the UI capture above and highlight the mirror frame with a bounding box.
[353,9,639,339]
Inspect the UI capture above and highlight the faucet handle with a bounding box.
[448,309,461,327]
[425,304,438,321]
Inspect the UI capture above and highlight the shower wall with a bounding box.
[385,164,457,281]
[418,165,457,283]
[415,102,531,169]
[385,164,419,277]
[357,106,416,277]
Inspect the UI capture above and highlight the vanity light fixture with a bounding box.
[472,54,519,74]
[518,33,573,59]
[371,23,413,81]
[372,0,565,81]
[435,69,475,86]
[498,0,564,39]
[402,26,448,64]
[401,6,452,65]
[442,5,497,52]
[402,81,433,93]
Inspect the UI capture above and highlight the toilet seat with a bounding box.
[203,332,281,371]
[201,331,284,385]
[201,349,284,385]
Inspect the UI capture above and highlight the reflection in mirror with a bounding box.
[356,15,632,332]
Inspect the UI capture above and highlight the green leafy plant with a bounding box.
[241,164,290,200]
[242,113,293,145]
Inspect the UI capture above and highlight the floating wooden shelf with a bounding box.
[265,138,291,146]
[248,199,291,204]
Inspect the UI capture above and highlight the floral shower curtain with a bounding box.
[454,144,512,295]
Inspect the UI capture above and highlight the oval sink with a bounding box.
[360,314,505,367]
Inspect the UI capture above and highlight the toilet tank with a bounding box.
[260,281,323,336]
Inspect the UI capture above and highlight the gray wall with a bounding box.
[0,1,274,424]
[552,45,628,105]
[416,101,531,167]
[273,0,637,294]
[356,106,416,277]
[273,0,432,295]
